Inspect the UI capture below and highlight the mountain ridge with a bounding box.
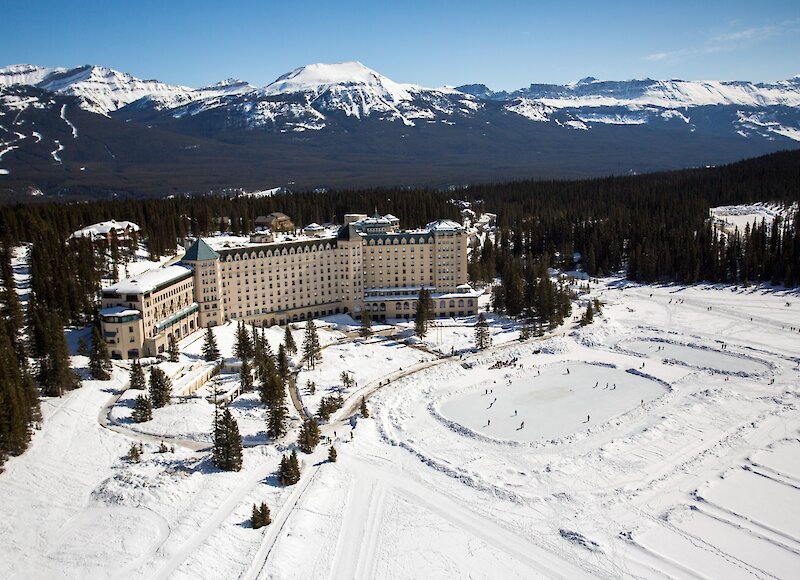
[1,61,798,199]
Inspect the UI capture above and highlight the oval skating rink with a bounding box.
[439,361,668,442]
[621,339,769,375]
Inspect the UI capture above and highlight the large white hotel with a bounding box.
[99,213,480,359]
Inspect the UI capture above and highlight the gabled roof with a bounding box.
[183,238,220,261]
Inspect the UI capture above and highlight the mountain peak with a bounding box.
[261,61,415,102]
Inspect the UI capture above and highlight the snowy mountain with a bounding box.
[460,76,800,108]
[0,61,799,198]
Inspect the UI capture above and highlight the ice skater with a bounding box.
[520,421,525,429]
[514,409,518,416]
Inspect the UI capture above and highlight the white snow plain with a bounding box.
[0,272,799,579]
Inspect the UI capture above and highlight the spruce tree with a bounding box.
[127,442,141,462]
[360,397,369,418]
[251,504,262,529]
[277,343,289,383]
[328,446,337,463]
[259,502,271,525]
[168,334,179,362]
[234,321,253,361]
[131,394,153,423]
[288,449,301,483]
[37,310,79,397]
[212,407,243,471]
[0,318,39,465]
[360,309,372,337]
[581,301,594,326]
[302,320,321,369]
[89,325,112,380]
[202,326,220,362]
[415,287,434,338]
[148,367,172,408]
[475,313,491,350]
[297,418,320,453]
[279,450,301,485]
[283,325,297,356]
[239,356,253,392]
[129,359,146,389]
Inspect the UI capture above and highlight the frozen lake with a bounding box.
[622,339,769,375]
[439,361,667,442]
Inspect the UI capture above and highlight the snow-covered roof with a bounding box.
[69,220,139,239]
[426,219,463,232]
[105,264,193,295]
[99,306,140,317]
[304,222,323,230]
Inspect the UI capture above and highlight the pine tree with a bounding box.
[0,318,39,465]
[520,324,532,341]
[202,326,220,361]
[89,325,112,380]
[127,442,141,462]
[302,320,321,369]
[129,359,146,389]
[37,309,79,397]
[259,502,271,525]
[581,301,594,326]
[239,356,253,392]
[475,313,491,350]
[251,504,262,529]
[277,343,290,383]
[261,363,288,440]
[234,321,253,361]
[131,394,153,423]
[212,407,243,471]
[360,397,369,418]
[360,309,372,337]
[328,446,337,463]
[148,367,172,408]
[279,450,301,485]
[168,334,179,362]
[297,418,320,453]
[415,287,435,338]
[283,325,297,356]
[318,394,345,422]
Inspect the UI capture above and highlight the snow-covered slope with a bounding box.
[460,76,800,109]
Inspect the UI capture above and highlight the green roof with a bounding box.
[183,238,220,261]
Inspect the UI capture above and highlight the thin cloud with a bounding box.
[643,20,799,63]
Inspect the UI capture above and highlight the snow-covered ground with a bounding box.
[710,201,798,234]
[1,274,799,578]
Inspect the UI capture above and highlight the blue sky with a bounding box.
[2,0,798,89]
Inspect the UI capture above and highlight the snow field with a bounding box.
[439,361,667,442]
[620,338,771,376]
[2,252,800,579]
[296,336,437,419]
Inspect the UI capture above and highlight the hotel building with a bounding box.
[100,213,480,359]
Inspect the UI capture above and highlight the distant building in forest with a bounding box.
[255,212,294,232]
[69,220,140,245]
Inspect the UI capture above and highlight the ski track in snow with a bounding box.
[51,139,63,162]
[60,103,78,138]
